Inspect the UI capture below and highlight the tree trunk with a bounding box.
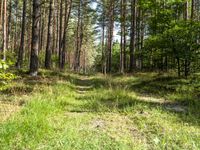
[107,0,115,73]
[61,0,72,69]
[58,0,63,68]
[191,0,195,19]
[101,6,106,74]
[120,0,126,74]
[45,0,54,69]
[30,0,40,76]
[52,0,56,55]
[129,0,137,72]
[0,1,2,31]
[56,0,59,55]
[184,0,190,77]
[74,1,83,72]
[16,0,27,69]
[7,0,12,49]
[184,1,189,20]
[2,0,7,60]
[137,6,142,70]
[140,10,145,70]
[123,0,127,71]
[14,0,18,51]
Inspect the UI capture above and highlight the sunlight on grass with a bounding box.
[0,70,200,149]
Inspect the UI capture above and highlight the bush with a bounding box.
[0,59,17,91]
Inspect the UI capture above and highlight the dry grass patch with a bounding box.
[89,113,147,146]
[0,101,21,122]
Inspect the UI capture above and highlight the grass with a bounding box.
[0,70,200,150]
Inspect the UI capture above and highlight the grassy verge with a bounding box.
[0,70,199,149]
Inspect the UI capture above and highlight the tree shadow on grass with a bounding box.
[57,72,200,117]
[129,75,200,106]
[130,76,182,96]
[73,92,200,126]
[0,86,34,96]
[7,70,200,125]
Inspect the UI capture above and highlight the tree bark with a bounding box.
[129,0,137,72]
[191,0,195,19]
[45,0,54,69]
[101,5,106,74]
[0,1,2,31]
[123,0,127,71]
[74,0,83,72]
[120,0,125,74]
[7,0,12,49]
[14,0,18,51]
[107,0,115,73]
[184,1,189,20]
[61,0,72,69]
[16,0,27,69]
[2,0,7,60]
[58,0,63,68]
[30,0,40,76]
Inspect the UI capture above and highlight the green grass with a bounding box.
[0,70,200,150]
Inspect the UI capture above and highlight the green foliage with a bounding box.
[0,53,17,90]
[0,73,16,81]
[0,60,9,70]
[112,42,121,72]
[142,17,200,75]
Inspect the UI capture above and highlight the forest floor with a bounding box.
[0,70,200,150]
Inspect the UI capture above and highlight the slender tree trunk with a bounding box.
[45,0,54,69]
[120,0,125,74]
[123,0,127,71]
[7,0,12,49]
[2,0,7,60]
[0,1,2,31]
[140,10,145,70]
[191,0,195,19]
[52,0,56,55]
[39,6,46,52]
[184,0,190,77]
[56,0,59,55]
[61,0,72,69]
[137,6,141,69]
[58,0,63,68]
[184,1,189,20]
[16,0,27,69]
[107,0,114,73]
[27,1,32,63]
[74,1,82,71]
[14,0,18,51]
[39,10,42,51]
[101,8,106,74]
[83,47,86,74]
[129,0,137,72]
[30,0,40,76]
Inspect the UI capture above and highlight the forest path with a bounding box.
[73,75,187,113]
[0,73,199,149]
[74,77,94,95]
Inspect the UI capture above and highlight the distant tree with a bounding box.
[2,0,7,60]
[120,0,126,73]
[60,0,72,69]
[16,0,27,69]
[106,0,115,73]
[129,0,137,72]
[45,0,54,69]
